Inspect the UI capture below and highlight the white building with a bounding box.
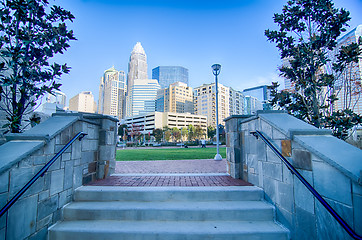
[69,91,97,113]
[125,111,207,135]
[229,87,245,115]
[98,66,126,119]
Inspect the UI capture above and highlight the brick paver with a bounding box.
[87,175,252,187]
[115,159,227,174]
[87,159,252,187]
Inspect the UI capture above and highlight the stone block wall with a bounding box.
[0,112,117,240]
[225,111,362,240]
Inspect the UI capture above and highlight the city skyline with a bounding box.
[53,0,362,106]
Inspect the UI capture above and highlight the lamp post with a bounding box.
[212,64,222,161]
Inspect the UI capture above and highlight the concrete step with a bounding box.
[50,186,289,240]
[49,220,289,240]
[74,186,263,202]
[63,200,274,221]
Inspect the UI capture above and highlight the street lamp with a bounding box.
[212,64,222,161]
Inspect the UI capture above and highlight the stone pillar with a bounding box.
[97,116,118,179]
[225,115,253,179]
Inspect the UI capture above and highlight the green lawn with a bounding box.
[116,147,226,161]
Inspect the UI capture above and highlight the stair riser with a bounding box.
[74,191,262,202]
[49,231,288,240]
[63,208,274,221]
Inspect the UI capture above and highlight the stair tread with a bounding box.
[66,200,273,211]
[50,220,288,234]
[77,186,261,192]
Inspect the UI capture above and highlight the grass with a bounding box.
[116,147,226,161]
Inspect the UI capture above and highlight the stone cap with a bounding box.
[224,115,254,122]
[294,135,362,184]
[258,111,332,138]
[255,111,361,184]
[21,115,79,140]
[0,140,44,175]
[53,112,119,123]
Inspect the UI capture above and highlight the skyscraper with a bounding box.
[156,81,194,114]
[98,66,126,119]
[127,79,160,117]
[152,66,189,89]
[126,42,161,117]
[127,42,148,93]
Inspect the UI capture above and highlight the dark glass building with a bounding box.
[152,66,189,89]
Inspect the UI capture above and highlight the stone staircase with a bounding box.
[48,186,289,240]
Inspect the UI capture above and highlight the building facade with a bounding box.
[38,90,67,115]
[156,81,194,114]
[152,66,189,89]
[126,79,160,117]
[244,95,263,115]
[69,91,97,113]
[229,87,245,115]
[98,66,126,119]
[332,24,362,114]
[194,83,230,127]
[243,85,272,110]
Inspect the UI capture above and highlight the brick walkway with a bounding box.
[87,174,251,187]
[87,159,252,187]
[115,159,227,174]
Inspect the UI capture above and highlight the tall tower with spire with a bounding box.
[126,42,160,117]
[127,42,148,93]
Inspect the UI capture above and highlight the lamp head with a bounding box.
[211,64,221,75]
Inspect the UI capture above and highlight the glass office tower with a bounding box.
[152,66,189,89]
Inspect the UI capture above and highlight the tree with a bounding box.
[171,127,181,142]
[207,126,216,140]
[129,124,141,142]
[181,127,188,141]
[118,124,127,138]
[153,128,163,142]
[0,0,76,133]
[265,0,361,139]
[194,125,205,140]
[163,126,171,142]
[187,124,195,141]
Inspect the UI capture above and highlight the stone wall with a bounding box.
[0,112,118,240]
[225,111,362,240]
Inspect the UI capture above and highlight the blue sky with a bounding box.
[54,0,362,105]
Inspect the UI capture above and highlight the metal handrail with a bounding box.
[0,132,87,218]
[251,130,361,240]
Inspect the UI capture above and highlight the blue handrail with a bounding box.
[251,130,361,240]
[0,132,87,218]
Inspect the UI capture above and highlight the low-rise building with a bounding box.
[124,111,207,135]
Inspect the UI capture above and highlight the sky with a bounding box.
[54,0,362,106]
